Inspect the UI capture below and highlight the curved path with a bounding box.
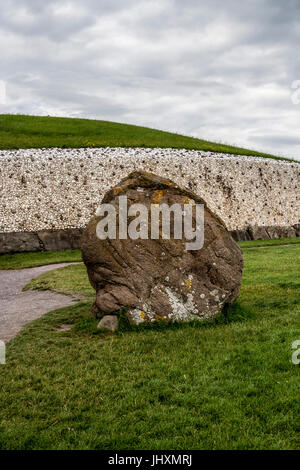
[0,263,81,343]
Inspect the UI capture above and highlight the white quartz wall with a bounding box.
[0,147,299,232]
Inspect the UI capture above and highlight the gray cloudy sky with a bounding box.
[1,0,300,159]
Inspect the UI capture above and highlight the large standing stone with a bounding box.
[81,171,243,325]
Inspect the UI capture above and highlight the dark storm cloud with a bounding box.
[0,0,300,159]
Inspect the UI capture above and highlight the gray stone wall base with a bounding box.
[0,225,299,254]
[0,228,84,254]
[230,224,299,242]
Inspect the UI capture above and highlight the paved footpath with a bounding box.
[0,263,81,343]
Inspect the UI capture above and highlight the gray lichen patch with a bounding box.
[164,287,204,321]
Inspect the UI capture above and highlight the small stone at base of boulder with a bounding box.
[97,315,119,331]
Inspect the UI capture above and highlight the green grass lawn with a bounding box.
[23,263,93,300]
[0,242,299,450]
[0,250,82,270]
[238,237,300,249]
[0,114,294,161]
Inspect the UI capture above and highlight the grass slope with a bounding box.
[0,243,299,450]
[0,114,292,161]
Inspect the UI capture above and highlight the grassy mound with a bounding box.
[0,114,292,161]
[0,242,299,449]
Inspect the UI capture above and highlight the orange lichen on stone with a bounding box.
[114,186,125,195]
[185,278,192,290]
[155,314,165,321]
[152,190,163,203]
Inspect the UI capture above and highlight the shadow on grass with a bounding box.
[73,301,255,338]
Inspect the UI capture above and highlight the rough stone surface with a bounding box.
[230,229,252,242]
[81,170,244,324]
[97,315,119,331]
[265,225,296,239]
[0,228,83,254]
[248,225,270,240]
[0,147,299,234]
[0,231,41,254]
[294,224,300,237]
[37,228,83,251]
